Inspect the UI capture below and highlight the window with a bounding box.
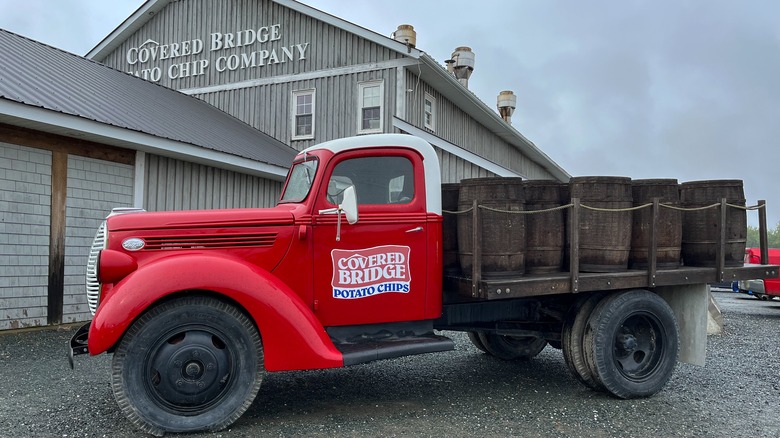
[328,156,413,205]
[424,93,436,131]
[280,157,319,202]
[357,81,384,134]
[292,89,315,140]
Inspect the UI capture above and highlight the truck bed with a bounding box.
[444,197,778,304]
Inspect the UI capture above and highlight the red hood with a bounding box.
[107,205,296,232]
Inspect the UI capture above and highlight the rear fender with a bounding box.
[89,253,343,371]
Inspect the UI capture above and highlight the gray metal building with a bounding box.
[0,0,569,331]
[90,0,568,186]
[0,29,295,330]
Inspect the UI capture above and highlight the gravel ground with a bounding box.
[1,290,779,438]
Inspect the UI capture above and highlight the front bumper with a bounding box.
[68,322,91,369]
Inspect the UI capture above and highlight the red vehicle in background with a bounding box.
[734,248,780,300]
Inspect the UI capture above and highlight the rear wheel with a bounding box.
[582,290,679,399]
[467,331,489,353]
[477,333,547,360]
[561,293,605,390]
[112,296,263,436]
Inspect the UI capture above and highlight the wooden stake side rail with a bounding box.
[443,198,777,304]
[443,264,779,303]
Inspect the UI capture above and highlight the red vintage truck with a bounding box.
[734,248,780,300]
[69,134,777,435]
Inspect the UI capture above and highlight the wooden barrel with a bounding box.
[441,183,461,275]
[629,179,682,269]
[457,178,525,277]
[569,176,633,272]
[523,180,568,274]
[680,180,746,267]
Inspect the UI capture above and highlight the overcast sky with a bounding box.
[1,0,778,226]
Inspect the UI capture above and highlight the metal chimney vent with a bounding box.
[451,46,475,88]
[497,90,517,124]
[393,24,416,50]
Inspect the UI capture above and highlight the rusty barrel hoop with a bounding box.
[569,176,633,273]
[680,179,746,267]
[629,179,682,269]
[523,180,568,274]
[457,177,525,278]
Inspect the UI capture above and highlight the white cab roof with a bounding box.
[302,134,442,214]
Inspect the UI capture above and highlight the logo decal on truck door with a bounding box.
[331,245,411,299]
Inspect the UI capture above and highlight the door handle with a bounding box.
[406,226,424,233]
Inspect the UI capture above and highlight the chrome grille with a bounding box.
[85,221,107,315]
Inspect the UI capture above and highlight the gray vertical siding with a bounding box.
[404,71,555,181]
[97,0,403,91]
[63,156,135,324]
[144,154,283,211]
[196,68,396,150]
[436,148,497,183]
[0,143,52,330]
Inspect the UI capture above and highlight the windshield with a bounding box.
[280,157,319,203]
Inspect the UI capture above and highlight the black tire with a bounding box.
[477,332,547,360]
[582,290,679,399]
[561,293,605,390]
[111,296,264,436]
[467,331,489,353]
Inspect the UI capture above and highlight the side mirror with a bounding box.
[341,186,358,224]
[318,185,359,241]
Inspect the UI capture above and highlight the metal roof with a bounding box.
[0,28,296,178]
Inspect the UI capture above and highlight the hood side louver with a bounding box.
[143,232,277,250]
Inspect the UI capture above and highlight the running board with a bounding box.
[335,334,454,366]
[327,321,455,366]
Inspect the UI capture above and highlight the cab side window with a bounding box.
[328,156,414,205]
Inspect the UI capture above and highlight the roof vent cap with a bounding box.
[497,90,517,124]
[451,46,475,87]
[393,24,416,49]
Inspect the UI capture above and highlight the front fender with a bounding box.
[89,253,343,371]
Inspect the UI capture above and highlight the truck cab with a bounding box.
[277,135,453,362]
[282,134,444,326]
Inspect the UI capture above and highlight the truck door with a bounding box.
[312,148,428,327]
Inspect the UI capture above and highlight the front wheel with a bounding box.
[583,290,679,399]
[111,296,264,436]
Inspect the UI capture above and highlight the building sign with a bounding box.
[331,246,411,299]
[125,23,309,82]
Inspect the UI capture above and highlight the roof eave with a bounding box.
[273,0,423,58]
[87,0,171,60]
[0,99,290,180]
